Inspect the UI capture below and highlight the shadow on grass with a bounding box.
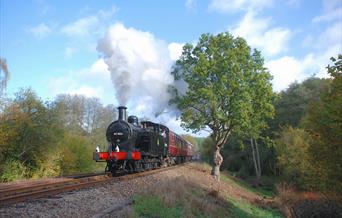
[221,171,277,198]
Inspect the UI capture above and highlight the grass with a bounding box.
[227,196,282,218]
[221,171,276,198]
[220,172,283,218]
[132,175,232,217]
[131,163,284,218]
[133,195,183,218]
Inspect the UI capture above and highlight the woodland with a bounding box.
[0,35,341,198]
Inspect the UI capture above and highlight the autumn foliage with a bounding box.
[0,89,114,181]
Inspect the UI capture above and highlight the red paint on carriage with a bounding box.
[168,131,193,157]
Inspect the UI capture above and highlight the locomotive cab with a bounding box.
[139,121,169,157]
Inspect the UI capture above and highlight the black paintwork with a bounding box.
[106,119,169,157]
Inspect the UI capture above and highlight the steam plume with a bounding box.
[97,23,174,117]
[96,23,204,136]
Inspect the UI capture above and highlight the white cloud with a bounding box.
[209,0,273,13]
[168,42,184,61]
[67,86,103,98]
[28,23,51,38]
[266,50,339,92]
[61,6,116,39]
[317,21,342,49]
[97,5,117,19]
[231,12,292,56]
[60,6,117,57]
[297,1,341,87]
[88,59,111,78]
[48,58,113,103]
[270,7,341,92]
[312,0,342,24]
[61,16,99,37]
[266,56,307,91]
[61,6,116,37]
[301,20,341,75]
[313,7,342,23]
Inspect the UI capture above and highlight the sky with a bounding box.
[1,0,341,135]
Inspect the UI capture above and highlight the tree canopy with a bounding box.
[304,54,342,193]
[0,89,114,181]
[269,77,330,133]
[170,32,275,179]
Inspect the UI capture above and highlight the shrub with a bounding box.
[58,133,96,175]
[0,160,29,182]
[274,127,313,189]
[32,149,63,178]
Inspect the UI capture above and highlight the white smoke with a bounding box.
[97,23,178,119]
[96,23,209,137]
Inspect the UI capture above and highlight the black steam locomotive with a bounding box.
[93,106,194,175]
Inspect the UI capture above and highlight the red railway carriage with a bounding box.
[168,131,193,163]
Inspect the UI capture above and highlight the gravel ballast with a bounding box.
[0,166,187,218]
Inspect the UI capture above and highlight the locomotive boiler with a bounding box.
[93,106,193,175]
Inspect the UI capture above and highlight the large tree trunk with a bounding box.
[211,145,223,181]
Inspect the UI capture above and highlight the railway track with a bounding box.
[0,164,185,206]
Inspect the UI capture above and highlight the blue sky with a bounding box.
[1,0,341,134]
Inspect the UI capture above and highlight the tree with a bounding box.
[243,55,275,180]
[268,77,330,133]
[274,127,313,188]
[170,33,275,180]
[0,88,62,178]
[304,54,342,193]
[0,58,10,96]
[53,94,87,133]
[52,94,116,149]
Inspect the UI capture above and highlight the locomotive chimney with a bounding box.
[117,106,127,121]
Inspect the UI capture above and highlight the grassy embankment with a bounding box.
[131,163,283,218]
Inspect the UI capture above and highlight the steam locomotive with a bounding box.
[93,106,194,175]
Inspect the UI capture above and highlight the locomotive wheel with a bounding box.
[127,161,134,173]
[134,161,143,173]
[139,161,144,172]
[146,163,151,170]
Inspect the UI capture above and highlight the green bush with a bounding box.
[0,160,29,182]
[59,133,96,175]
[32,149,63,178]
[275,127,313,189]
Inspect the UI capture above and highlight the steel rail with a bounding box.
[0,164,186,206]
